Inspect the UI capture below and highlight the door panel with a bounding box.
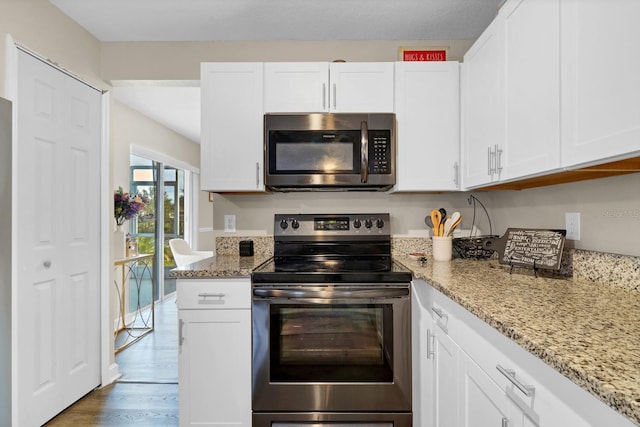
[17,50,101,426]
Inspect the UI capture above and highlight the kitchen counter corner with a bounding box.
[170,254,271,279]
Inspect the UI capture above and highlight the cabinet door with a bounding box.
[461,17,505,188]
[178,308,251,426]
[434,328,459,427]
[502,0,561,180]
[200,62,264,192]
[329,62,395,112]
[394,62,460,192]
[264,62,329,112]
[412,285,436,427]
[561,0,640,167]
[459,353,513,427]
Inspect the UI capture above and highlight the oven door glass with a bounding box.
[269,304,393,382]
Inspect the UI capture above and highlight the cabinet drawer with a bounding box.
[177,278,251,310]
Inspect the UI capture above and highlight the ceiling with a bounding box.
[49,0,503,143]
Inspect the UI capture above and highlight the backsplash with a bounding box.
[215,236,274,256]
[216,235,640,292]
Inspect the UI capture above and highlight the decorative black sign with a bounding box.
[483,228,566,271]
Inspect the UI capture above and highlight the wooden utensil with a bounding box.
[430,209,442,236]
[444,211,462,237]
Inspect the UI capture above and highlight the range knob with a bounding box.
[353,218,362,229]
[364,218,373,229]
[279,219,288,230]
[291,219,300,229]
[376,218,385,229]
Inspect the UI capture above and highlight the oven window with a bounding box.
[269,304,393,382]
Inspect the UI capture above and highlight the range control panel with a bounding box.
[274,213,391,237]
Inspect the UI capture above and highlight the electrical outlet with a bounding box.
[565,212,580,240]
[224,214,236,233]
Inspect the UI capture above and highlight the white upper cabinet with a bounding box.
[329,62,394,112]
[463,0,563,188]
[394,61,460,192]
[461,16,505,188]
[263,62,328,112]
[560,0,640,167]
[200,62,265,192]
[502,0,561,181]
[264,62,394,113]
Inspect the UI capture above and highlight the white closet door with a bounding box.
[16,50,101,427]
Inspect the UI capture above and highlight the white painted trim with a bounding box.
[100,91,115,387]
[189,172,199,249]
[131,144,199,173]
[5,32,18,427]
[104,363,121,386]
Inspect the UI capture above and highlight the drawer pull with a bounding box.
[198,292,226,299]
[432,306,448,320]
[496,364,535,397]
[502,417,508,427]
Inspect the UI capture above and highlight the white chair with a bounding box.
[169,238,213,268]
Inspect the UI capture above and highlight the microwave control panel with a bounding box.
[370,131,391,174]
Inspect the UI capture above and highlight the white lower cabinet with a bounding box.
[177,279,251,427]
[412,280,635,427]
[459,354,512,427]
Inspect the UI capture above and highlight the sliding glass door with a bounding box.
[130,154,185,302]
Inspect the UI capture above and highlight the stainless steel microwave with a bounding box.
[264,113,396,191]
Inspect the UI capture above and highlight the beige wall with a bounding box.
[209,171,640,258]
[0,0,104,98]
[100,40,474,81]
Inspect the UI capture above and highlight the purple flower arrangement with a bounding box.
[114,186,149,226]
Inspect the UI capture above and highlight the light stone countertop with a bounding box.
[398,255,640,426]
[170,249,640,425]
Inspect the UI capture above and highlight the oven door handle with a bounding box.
[253,287,408,299]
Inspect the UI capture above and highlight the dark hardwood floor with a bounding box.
[45,297,179,426]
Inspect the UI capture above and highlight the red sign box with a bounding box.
[402,49,447,62]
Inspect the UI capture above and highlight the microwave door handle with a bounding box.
[360,121,369,183]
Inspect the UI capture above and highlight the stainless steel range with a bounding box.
[251,213,412,427]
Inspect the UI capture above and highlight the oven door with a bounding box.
[252,285,411,413]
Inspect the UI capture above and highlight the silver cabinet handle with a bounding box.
[43,261,52,269]
[502,418,509,427]
[496,144,503,175]
[198,292,226,299]
[432,306,448,320]
[487,146,493,175]
[496,365,535,397]
[426,329,435,359]
[256,162,260,188]
[179,318,185,347]
[332,83,337,109]
[453,161,459,186]
[322,83,326,109]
